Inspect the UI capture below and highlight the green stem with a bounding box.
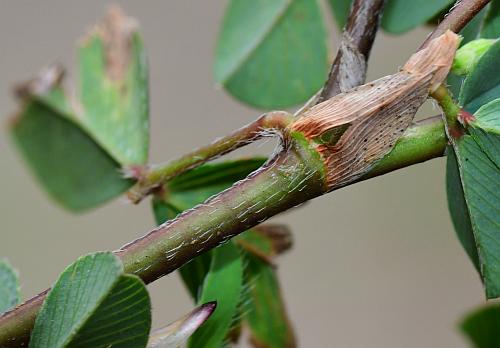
[430,84,463,139]
[0,115,447,347]
[0,2,483,345]
[127,111,293,203]
[120,115,449,283]
[119,135,326,282]
[432,85,460,123]
[365,116,447,178]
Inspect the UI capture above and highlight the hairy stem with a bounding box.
[0,115,447,347]
[119,136,326,282]
[132,0,386,203]
[127,111,293,203]
[1,0,485,344]
[431,84,467,141]
[431,85,461,124]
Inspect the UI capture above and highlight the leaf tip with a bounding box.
[147,302,217,348]
[13,64,65,101]
[84,5,139,81]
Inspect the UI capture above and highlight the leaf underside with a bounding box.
[0,260,19,315]
[29,252,151,348]
[11,101,131,212]
[187,242,243,348]
[78,28,149,166]
[460,40,500,114]
[447,39,500,298]
[243,253,296,348]
[10,8,148,211]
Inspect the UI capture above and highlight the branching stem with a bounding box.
[128,111,293,203]
[0,0,488,345]
[431,84,464,139]
[0,115,448,347]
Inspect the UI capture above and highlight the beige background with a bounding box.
[0,1,485,347]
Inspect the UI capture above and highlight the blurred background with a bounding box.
[0,1,485,347]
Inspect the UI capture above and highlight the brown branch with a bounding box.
[317,0,385,103]
[420,0,491,49]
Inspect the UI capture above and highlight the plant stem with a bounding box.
[119,135,326,283]
[124,115,447,285]
[421,0,491,49]
[431,84,463,139]
[0,115,447,347]
[132,0,385,203]
[1,1,484,343]
[131,0,387,204]
[366,116,447,178]
[127,111,293,203]
[318,0,385,102]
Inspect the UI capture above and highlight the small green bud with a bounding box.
[451,39,497,76]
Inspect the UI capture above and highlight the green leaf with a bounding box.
[447,7,488,96]
[327,0,352,28]
[469,100,500,174]
[10,8,147,211]
[0,260,20,315]
[328,0,464,34]
[460,40,500,114]
[78,7,149,165]
[152,162,294,347]
[11,100,132,212]
[450,134,500,298]
[471,99,500,134]
[235,224,293,262]
[447,97,500,298]
[243,253,296,348]
[188,242,243,348]
[482,0,500,39]
[446,147,480,272]
[381,0,455,34]
[235,227,296,347]
[461,303,500,348]
[152,158,264,300]
[29,252,151,348]
[215,0,328,109]
[148,302,216,348]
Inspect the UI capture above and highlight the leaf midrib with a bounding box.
[59,255,122,348]
[219,0,293,85]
